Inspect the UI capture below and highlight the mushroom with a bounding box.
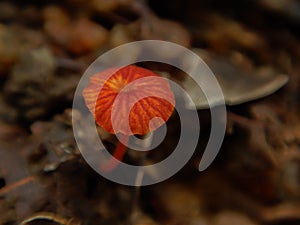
[83,65,175,171]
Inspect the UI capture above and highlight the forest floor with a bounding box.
[0,0,300,225]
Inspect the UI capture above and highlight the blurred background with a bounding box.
[0,0,300,224]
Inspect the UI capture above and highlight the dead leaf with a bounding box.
[180,49,289,109]
[0,123,47,223]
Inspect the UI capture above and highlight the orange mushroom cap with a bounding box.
[83,65,175,135]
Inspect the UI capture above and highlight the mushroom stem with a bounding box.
[100,134,129,172]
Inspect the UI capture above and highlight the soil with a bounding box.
[0,0,300,225]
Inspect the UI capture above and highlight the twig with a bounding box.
[0,175,35,196]
[20,212,81,225]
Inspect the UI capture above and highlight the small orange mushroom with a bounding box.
[83,65,175,171]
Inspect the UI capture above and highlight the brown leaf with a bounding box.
[180,49,289,109]
[0,123,47,223]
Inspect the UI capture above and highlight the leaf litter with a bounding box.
[0,0,299,225]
